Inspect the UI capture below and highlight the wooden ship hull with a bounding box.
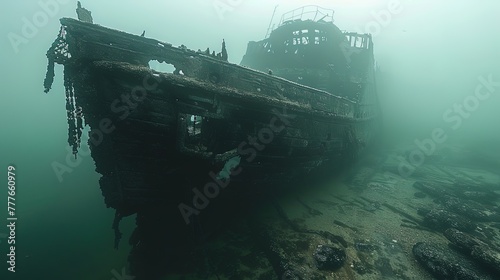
[44,6,380,277]
[45,15,378,213]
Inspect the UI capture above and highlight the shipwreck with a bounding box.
[44,4,381,279]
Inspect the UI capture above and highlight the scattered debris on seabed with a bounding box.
[164,144,500,279]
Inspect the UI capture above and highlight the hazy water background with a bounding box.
[0,0,499,279]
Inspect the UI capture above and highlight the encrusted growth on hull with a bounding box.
[45,26,83,156]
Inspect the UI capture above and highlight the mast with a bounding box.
[265,5,279,38]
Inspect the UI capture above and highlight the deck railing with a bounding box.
[279,5,334,26]
[266,5,335,38]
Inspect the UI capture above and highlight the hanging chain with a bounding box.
[45,26,83,157]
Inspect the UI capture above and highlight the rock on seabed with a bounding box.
[313,244,346,270]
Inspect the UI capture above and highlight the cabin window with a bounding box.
[187,115,202,136]
[293,37,309,45]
